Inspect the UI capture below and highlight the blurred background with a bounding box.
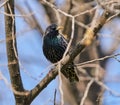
[0,0,120,105]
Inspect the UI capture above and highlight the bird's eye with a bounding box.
[52,27,56,30]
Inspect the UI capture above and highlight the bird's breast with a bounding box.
[43,37,67,63]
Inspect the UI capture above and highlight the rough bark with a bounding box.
[4,0,26,104]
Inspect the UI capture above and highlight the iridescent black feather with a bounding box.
[43,24,79,82]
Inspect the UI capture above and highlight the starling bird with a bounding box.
[43,24,79,82]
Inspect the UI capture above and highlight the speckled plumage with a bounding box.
[43,24,79,82]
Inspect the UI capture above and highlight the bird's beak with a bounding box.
[56,26,63,30]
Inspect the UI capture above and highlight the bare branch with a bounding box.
[4,0,26,104]
[0,0,8,8]
[76,53,120,66]
[54,89,57,105]
[80,79,94,105]
[25,1,44,35]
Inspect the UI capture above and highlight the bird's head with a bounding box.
[45,24,63,37]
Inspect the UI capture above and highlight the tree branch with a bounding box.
[4,0,25,104]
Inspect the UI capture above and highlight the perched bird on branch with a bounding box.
[43,24,79,82]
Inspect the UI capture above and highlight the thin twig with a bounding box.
[76,53,120,66]
[54,89,57,105]
[74,6,97,17]
[80,79,94,105]
[58,62,64,105]
[95,79,120,97]
[0,10,34,17]
[0,0,8,8]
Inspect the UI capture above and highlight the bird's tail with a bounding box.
[61,62,79,82]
